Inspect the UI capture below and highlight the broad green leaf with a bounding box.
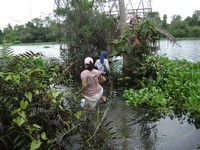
[13,74,20,85]
[30,140,42,150]
[33,124,42,129]
[52,90,59,98]
[13,116,25,126]
[47,139,51,145]
[11,108,21,115]
[41,132,47,140]
[20,100,28,110]
[75,111,82,120]
[52,98,57,103]
[25,92,32,102]
[34,89,39,94]
[5,74,12,81]
[19,111,26,119]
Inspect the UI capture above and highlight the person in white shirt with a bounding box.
[94,51,110,103]
[94,51,110,75]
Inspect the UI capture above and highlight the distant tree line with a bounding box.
[0,10,199,44]
[0,16,59,44]
[147,10,200,38]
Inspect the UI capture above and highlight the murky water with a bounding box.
[7,40,200,62]
[7,40,200,149]
[103,93,200,150]
[158,40,200,62]
[10,44,61,59]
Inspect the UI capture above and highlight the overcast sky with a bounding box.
[152,0,199,22]
[0,0,55,29]
[0,0,199,30]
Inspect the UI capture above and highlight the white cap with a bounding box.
[84,57,93,64]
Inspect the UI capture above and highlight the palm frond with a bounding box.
[0,43,14,57]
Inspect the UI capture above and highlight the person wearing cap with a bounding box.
[80,57,106,109]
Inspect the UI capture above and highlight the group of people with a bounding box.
[80,51,110,109]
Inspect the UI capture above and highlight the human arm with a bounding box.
[80,71,88,95]
[81,78,88,94]
[98,74,106,84]
[76,78,87,96]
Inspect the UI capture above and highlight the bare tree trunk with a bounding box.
[119,0,132,75]
[119,0,126,35]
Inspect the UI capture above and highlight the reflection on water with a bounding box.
[105,96,200,150]
[158,40,200,62]
[155,116,200,150]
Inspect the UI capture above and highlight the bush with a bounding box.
[124,56,200,117]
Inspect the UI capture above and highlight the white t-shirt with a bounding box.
[94,59,110,74]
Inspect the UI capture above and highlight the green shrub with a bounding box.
[124,56,200,117]
[0,51,115,149]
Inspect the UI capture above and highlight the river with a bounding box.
[7,40,200,149]
[158,40,200,62]
[8,40,200,62]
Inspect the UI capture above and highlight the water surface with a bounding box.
[8,40,200,62]
[105,96,200,150]
[8,40,200,149]
[158,40,200,62]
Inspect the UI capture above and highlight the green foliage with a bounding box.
[0,9,199,44]
[124,56,200,117]
[0,51,115,149]
[146,11,161,26]
[1,16,57,44]
[189,26,200,37]
[0,42,14,57]
[54,0,116,78]
[113,19,161,79]
[124,87,167,112]
[161,14,168,29]
[114,20,160,55]
[0,52,77,149]
[79,108,116,150]
[159,59,200,117]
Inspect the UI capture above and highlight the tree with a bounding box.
[1,16,58,43]
[146,11,161,27]
[184,16,194,27]
[191,10,200,26]
[190,26,200,37]
[3,24,19,43]
[54,0,116,78]
[0,29,3,44]
[113,19,161,79]
[162,14,168,30]
[170,15,189,37]
[43,16,58,42]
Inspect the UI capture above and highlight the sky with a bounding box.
[0,0,55,30]
[0,0,199,30]
[152,0,199,22]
